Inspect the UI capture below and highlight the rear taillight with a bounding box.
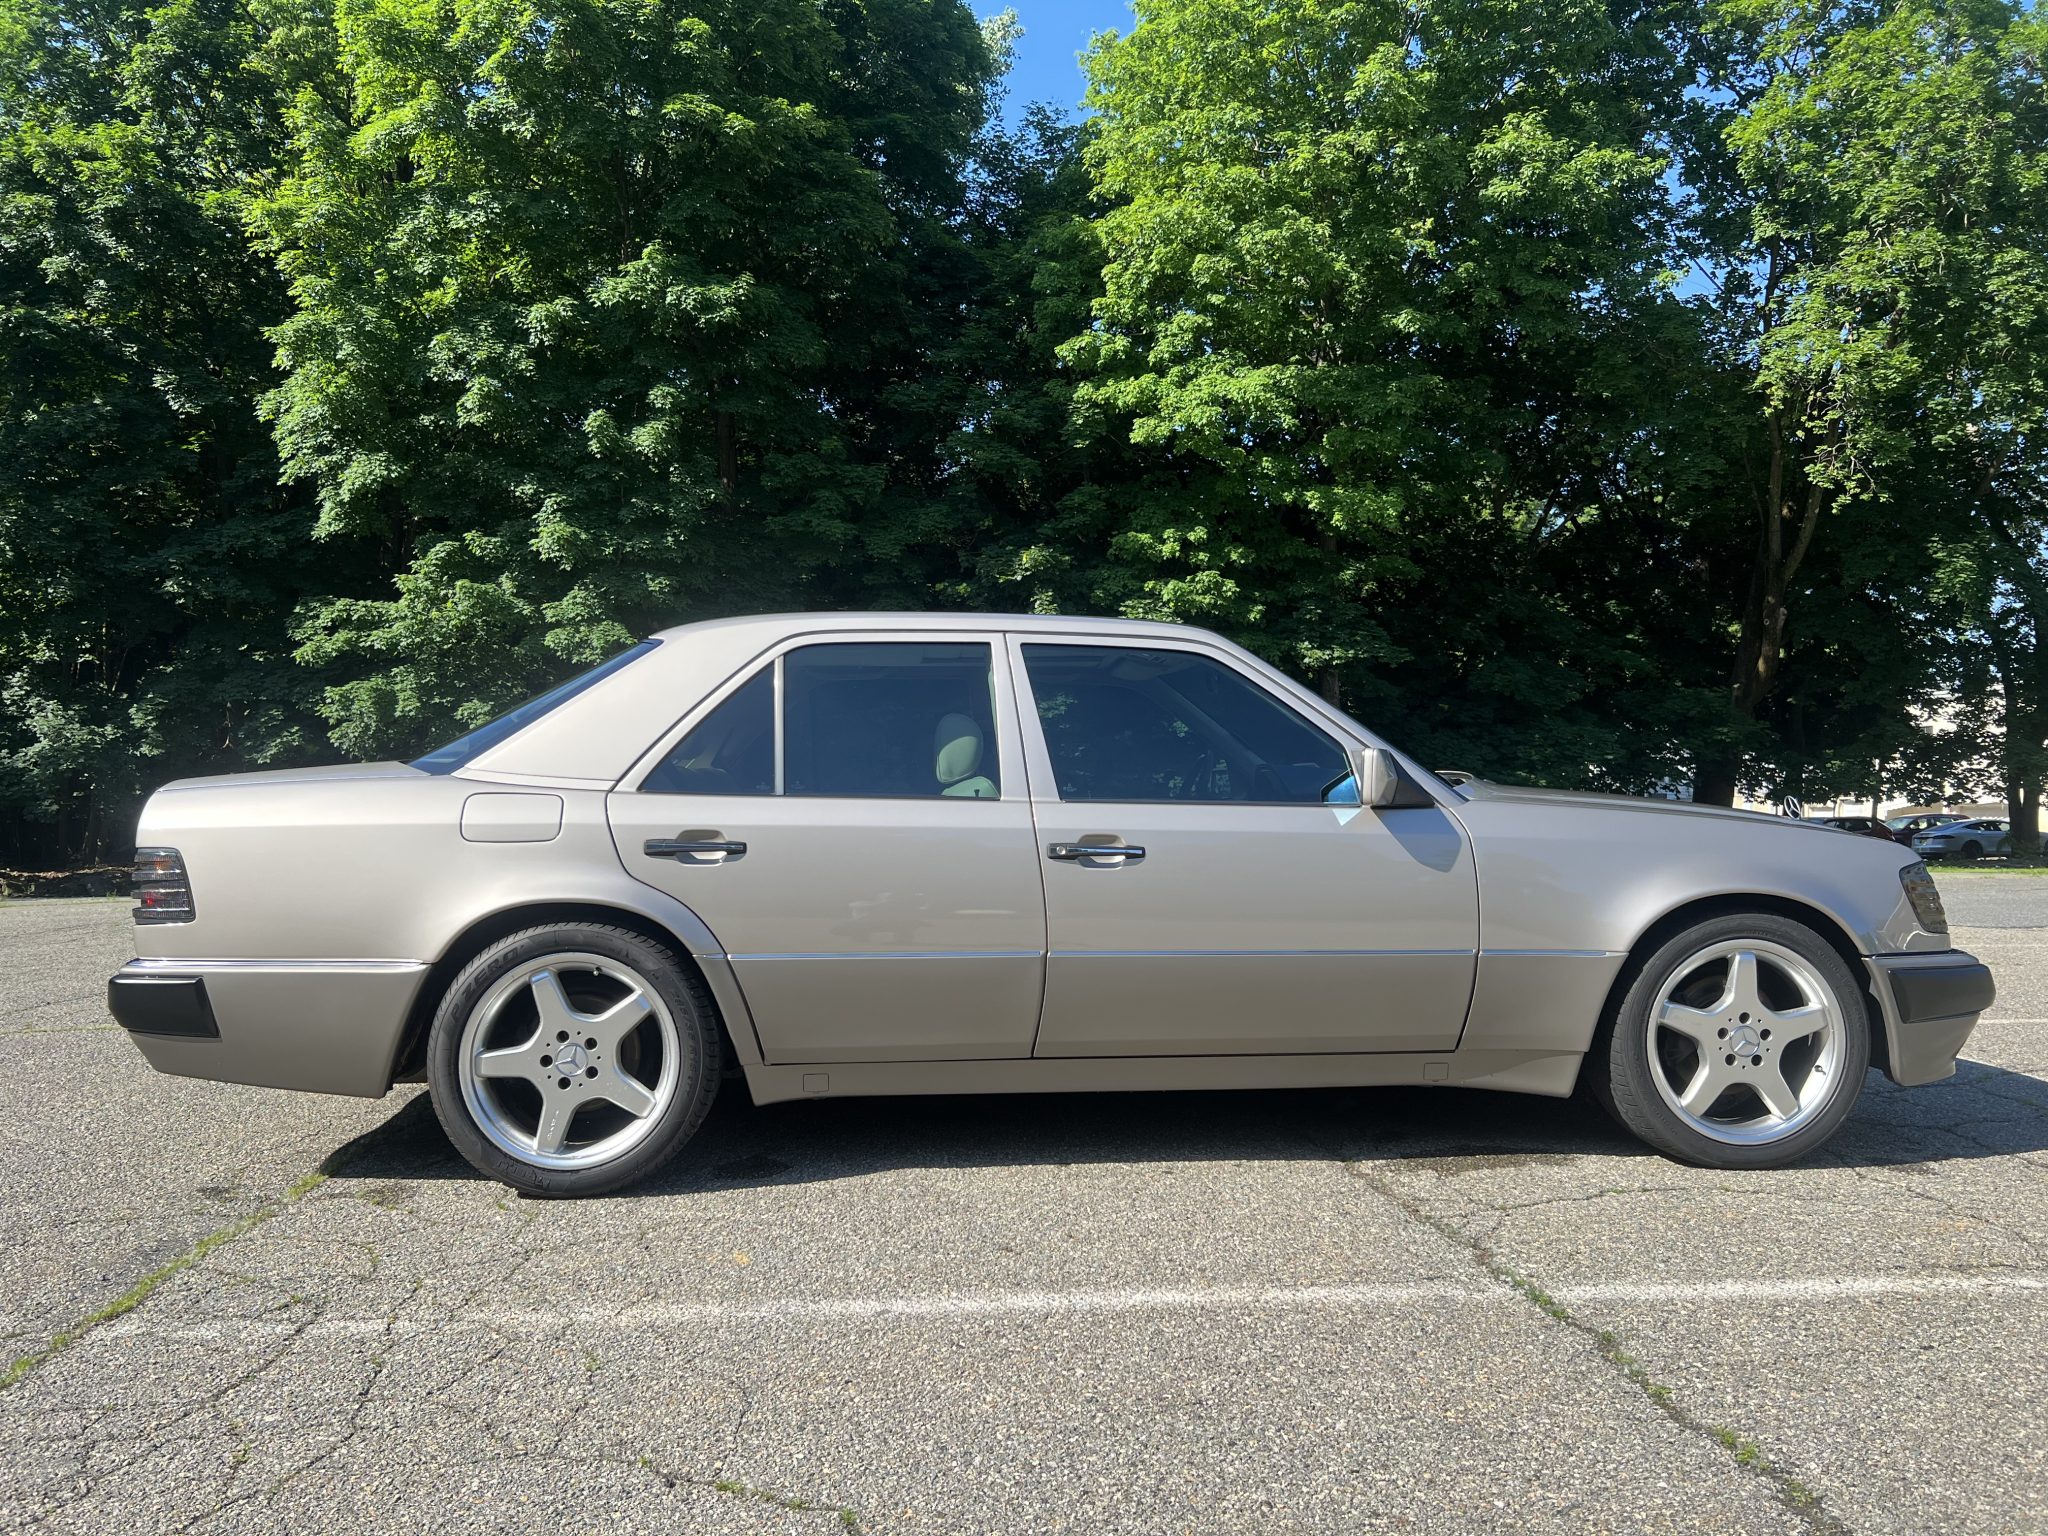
[132,846,195,925]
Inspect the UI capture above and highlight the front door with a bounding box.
[1013,637,1479,1056]
[608,635,1046,1063]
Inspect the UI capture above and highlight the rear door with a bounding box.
[1012,635,1479,1057]
[607,632,1047,1063]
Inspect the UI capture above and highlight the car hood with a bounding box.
[1456,779,1838,834]
[157,762,426,794]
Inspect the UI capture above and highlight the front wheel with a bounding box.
[1588,913,1869,1169]
[426,924,720,1196]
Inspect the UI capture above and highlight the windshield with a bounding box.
[410,640,660,776]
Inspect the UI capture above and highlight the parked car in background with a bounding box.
[1912,818,2014,860]
[108,613,1993,1194]
[1886,813,1968,847]
[1818,816,1897,842]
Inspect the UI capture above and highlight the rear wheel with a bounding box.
[426,924,720,1196]
[1962,839,1985,860]
[1589,913,1869,1169]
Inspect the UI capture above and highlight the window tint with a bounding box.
[1021,644,1348,804]
[642,667,774,795]
[784,643,999,799]
[412,640,660,775]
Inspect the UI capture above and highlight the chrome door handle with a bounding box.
[645,838,747,860]
[1048,842,1145,862]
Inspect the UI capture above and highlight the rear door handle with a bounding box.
[645,838,747,860]
[1048,842,1145,862]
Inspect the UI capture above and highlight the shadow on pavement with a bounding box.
[315,1054,2048,1196]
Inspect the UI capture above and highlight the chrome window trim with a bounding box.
[1003,632,1377,810]
[618,630,1022,803]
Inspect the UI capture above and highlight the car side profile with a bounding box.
[109,614,1994,1195]
[1912,818,2017,861]
[1886,812,1967,846]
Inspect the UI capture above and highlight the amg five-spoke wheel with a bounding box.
[1591,912,1870,1169]
[460,953,678,1168]
[1647,941,1843,1141]
[427,924,720,1196]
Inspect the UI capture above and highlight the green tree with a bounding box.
[0,0,335,863]
[1688,0,2048,804]
[1060,0,1736,782]
[257,0,999,758]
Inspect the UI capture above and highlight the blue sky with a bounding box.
[990,0,1135,118]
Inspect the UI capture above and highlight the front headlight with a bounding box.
[1900,861,1948,935]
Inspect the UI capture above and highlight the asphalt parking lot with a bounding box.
[2,886,2044,1535]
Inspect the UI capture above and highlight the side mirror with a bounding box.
[1349,746,1399,809]
[1345,745,1436,810]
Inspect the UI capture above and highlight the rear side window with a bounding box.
[641,668,774,795]
[785,643,998,798]
[411,640,659,775]
[1020,644,1348,804]
[639,641,1002,799]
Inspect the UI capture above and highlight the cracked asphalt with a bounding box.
[2,882,2044,1535]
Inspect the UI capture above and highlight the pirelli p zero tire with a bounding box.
[1588,912,1870,1170]
[426,923,720,1197]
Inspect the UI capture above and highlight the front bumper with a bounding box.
[109,958,427,1098]
[1864,950,1995,1086]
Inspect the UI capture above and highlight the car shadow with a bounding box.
[316,1056,2048,1196]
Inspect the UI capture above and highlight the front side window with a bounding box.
[641,641,1001,799]
[1020,644,1348,804]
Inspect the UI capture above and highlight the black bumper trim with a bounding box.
[108,974,219,1039]
[1887,961,1995,1025]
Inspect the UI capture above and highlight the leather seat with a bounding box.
[934,713,997,798]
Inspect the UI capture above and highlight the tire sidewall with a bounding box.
[1602,913,1871,1169]
[426,924,717,1197]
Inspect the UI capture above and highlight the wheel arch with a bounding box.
[1596,892,1888,1074]
[387,899,755,1089]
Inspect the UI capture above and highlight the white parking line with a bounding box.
[94,1271,2048,1341]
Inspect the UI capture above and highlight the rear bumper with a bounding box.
[1865,951,1995,1087]
[109,958,427,1098]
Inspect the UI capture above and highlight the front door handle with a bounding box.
[645,837,747,860]
[1048,842,1145,862]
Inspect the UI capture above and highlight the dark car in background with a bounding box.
[1819,816,1898,842]
[1886,813,1968,847]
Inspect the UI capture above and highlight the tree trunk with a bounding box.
[1696,423,1824,807]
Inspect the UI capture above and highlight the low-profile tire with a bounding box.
[426,923,720,1196]
[1961,840,1985,861]
[1586,912,1871,1170]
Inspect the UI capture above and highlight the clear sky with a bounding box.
[991,0,1135,118]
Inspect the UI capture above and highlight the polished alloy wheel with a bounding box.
[1645,939,1847,1145]
[456,951,680,1170]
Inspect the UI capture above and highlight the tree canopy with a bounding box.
[1,0,2044,863]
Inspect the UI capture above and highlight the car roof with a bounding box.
[646,611,1208,645]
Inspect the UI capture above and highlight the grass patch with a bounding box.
[707,1476,859,1530]
[0,1173,329,1394]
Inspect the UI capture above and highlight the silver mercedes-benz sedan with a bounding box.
[109,613,1993,1195]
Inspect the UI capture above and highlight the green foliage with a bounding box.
[0,0,354,862]
[255,0,998,758]
[1057,0,1738,785]
[1,0,2045,859]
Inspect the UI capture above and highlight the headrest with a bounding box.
[934,713,984,786]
